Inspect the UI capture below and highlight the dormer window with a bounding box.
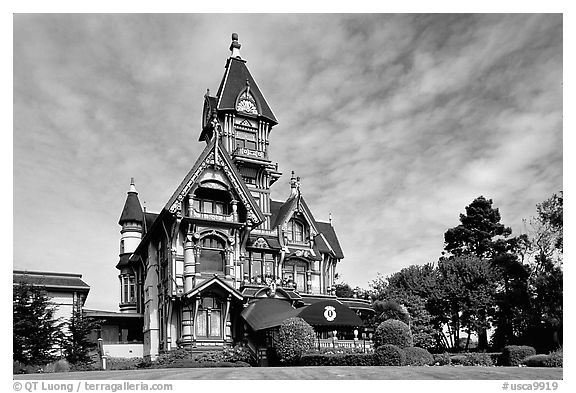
[286,219,306,243]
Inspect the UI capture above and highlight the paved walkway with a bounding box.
[14,366,562,380]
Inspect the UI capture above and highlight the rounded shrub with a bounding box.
[502,345,536,366]
[523,349,563,368]
[276,317,316,364]
[404,347,434,366]
[374,344,406,366]
[523,354,551,367]
[374,319,413,349]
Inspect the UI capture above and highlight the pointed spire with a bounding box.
[230,32,242,59]
[119,178,144,225]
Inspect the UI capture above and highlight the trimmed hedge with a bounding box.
[501,345,536,366]
[432,353,451,366]
[163,360,250,368]
[374,319,413,349]
[450,353,493,366]
[374,344,406,366]
[404,347,434,366]
[299,353,377,366]
[154,345,254,367]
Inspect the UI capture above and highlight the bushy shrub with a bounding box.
[13,361,42,374]
[502,345,536,366]
[404,347,434,366]
[413,332,437,351]
[432,353,451,366]
[374,344,406,366]
[276,317,316,364]
[163,360,250,368]
[372,300,411,325]
[43,359,71,373]
[374,319,413,349]
[154,345,254,367]
[523,354,551,367]
[107,357,144,370]
[155,348,193,365]
[450,353,493,366]
[299,353,377,366]
[69,361,101,372]
[547,349,563,367]
[450,354,467,366]
[523,349,563,368]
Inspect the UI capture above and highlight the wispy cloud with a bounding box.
[13,14,562,309]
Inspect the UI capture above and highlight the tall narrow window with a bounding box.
[199,236,225,273]
[196,297,223,338]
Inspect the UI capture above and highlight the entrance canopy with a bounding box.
[295,300,363,329]
[241,298,364,332]
[241,298,298,331]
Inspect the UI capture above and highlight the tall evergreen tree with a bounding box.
[13,283,64,365]
[443,196,525,349]
[63,306,99,364]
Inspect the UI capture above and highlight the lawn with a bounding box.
[14,366,562,380]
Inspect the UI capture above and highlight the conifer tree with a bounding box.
[63,306,99,364]
[13,282,63,365]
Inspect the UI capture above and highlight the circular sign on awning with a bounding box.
[295,300,363,327]
[323,305,337,321]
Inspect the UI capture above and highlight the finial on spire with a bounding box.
[290,171,298,197]
[205,88,210,97]
[129,177,138,194]
[329,212,333,225]
[230,33,242,58]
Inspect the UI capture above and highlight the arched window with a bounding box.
[286,219,305,243]
[199,236,225,273]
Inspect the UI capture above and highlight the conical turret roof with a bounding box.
[118,178,143,225]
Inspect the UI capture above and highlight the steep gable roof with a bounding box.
[164,137,265,225]
[316,221,344,259]
[216,57,277,125]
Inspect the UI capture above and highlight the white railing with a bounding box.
[317,339,374,353]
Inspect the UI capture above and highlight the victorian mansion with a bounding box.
[115,34,372,361]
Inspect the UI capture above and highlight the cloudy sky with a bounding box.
[13,14,562,311]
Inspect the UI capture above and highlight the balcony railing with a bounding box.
[189,209,238,223]
[317,339,374,353]
[233,147,267,160]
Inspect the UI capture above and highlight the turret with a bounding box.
[117,178,143,313]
